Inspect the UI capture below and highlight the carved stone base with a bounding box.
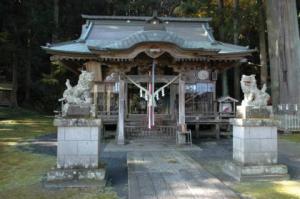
[65,104,92,117]
[45,167,106,188]
[236,106,273,119]
[223,161,289,181]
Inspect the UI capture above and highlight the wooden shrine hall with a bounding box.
[43,14,253,144]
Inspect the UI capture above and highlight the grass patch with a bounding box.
[233,181,300,199]
[0,107,55,141]
[0,108,118,199]
[279,134,300,143]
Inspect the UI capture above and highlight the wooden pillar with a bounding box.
[93,84,98,117]
[195,124,200,138]
[117,76,125,145]
[178,75,185,125]
[85,61,102,81]
[106,90,111,115]
[170,84,176,120]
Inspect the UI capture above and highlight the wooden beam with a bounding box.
[59,60,80,75]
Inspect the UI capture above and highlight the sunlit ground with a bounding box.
[0,108,117,199]
[233,181,300,199]
[200,159,300,199]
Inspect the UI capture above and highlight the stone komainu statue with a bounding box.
[59,71,94,116]
[240,74,270,106]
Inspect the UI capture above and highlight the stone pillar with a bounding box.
[178,76,185,125]
[117,76,125,145]
[224,106,289,181]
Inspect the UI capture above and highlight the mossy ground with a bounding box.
[279,133,300,143]
[0,107,118,199]
[233,181,300,199]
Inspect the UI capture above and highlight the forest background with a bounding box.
[0,0,299,113]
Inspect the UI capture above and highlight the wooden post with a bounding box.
[178,75,185,125]
[117,76,125,145]
[106,89,111,115]
[93,84,98,117]
[195,124,200,138]
[170,84,176,120]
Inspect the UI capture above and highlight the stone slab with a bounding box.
[223,161,289,181]
[128,151,239,199]
[236,106,273,119]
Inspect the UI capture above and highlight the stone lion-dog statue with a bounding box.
[59,70,94,116]
[240,74,270,106]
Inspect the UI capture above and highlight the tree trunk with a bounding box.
[233,0,241,101]
[52,0,59,42]
[258,0,268,85]
[266,0,300,105]
[218,0,228,96]
[25,29,31,102]
[11,52,18,107]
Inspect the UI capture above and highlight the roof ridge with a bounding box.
[81,14,212,22]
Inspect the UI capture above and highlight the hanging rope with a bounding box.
[124,73,179,128]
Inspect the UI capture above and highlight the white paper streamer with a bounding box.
[156,93,159,100]
[140,88,143,98]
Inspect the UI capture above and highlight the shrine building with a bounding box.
[43,14,253,144]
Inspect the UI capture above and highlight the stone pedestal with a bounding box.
[224,106,289,181]
[46,118,106,188]
[176,131,186,145]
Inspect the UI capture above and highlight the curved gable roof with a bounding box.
[42,15,253,58]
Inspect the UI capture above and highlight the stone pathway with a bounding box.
[127,151,239,199]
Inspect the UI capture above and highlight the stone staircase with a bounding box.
[125,115,177,140]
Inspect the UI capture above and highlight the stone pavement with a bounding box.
[19,134,300,199]
[127,150,239,199]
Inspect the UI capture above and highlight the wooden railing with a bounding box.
[274,104,300,133]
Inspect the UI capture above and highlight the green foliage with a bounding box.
[173,0,203,16]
